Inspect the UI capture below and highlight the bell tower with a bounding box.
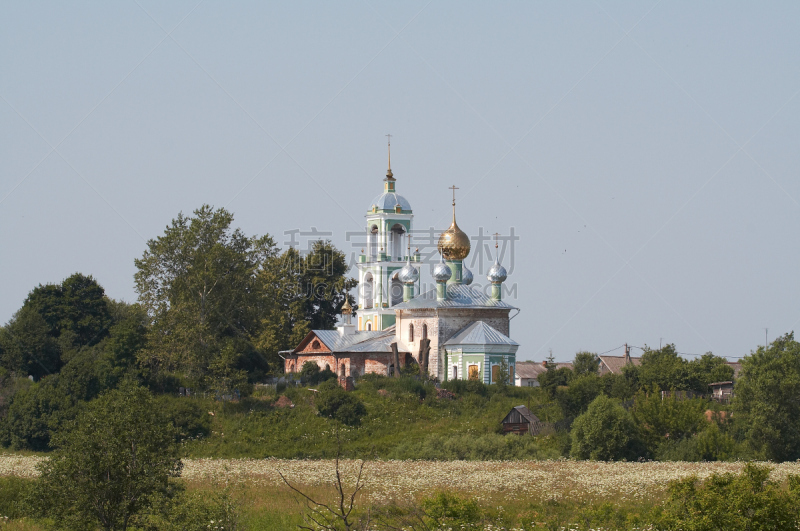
[356,138,419,331]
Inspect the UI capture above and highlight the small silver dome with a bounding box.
[398,262,419,284]
[487,258,507,283]
[462,264,473,285]
[432,257,452,283]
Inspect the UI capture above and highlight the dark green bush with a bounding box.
[0,476,35,519]
[156,396,212,442]
[316,386,366,426]
[661,464,800,530]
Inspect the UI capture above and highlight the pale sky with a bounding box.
[2,2,799,362]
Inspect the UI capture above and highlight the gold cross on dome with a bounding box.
[493,232,500,249]
[449,185,459,206]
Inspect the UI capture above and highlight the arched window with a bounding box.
[409,323,414,342]
[325,363,330,371]
[422,323,428,339]
[391,224,405,261]
[452,366,458,380]
[312,340,321,350]
[340,363,346,378]
[363,273,374,309]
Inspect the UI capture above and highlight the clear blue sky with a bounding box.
[2,1,799,361]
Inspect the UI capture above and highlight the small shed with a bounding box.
[501,405,543,435]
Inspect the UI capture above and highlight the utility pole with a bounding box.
[624,343,630,365]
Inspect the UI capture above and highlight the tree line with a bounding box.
[536,338,800,462]
[0,205,354,450]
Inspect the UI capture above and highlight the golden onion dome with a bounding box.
[438,209,471,261]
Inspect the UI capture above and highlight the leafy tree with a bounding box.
[573,351,599,377]
[556,374,603,418]
[733,332,800,461]
[300,361,336,386]
[637,344,689,392]
[661,464,800,530]
[134,205,278,387]
[601,371,638,401]
[35,384,182,530]
[687,352,735,393]
[570,395,641,461]
[255,243,357,366]
[538,366,572,397]
[0,273,113,378]
[0,377,67,451]
[631,387,707,455]
[0,306,60,379]
[496,358,510,388]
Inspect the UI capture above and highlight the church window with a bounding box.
[452,366,458,380]
[409,324,414,342]
[325,363,330,371]
[312,340,321,350]
[491,364,499,383]
[509,365,515,383]
[468,365,480,381]
[340,363,346,378]
[422,324,428,339]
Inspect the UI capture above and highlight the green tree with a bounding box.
[0,306,60,379]
[631,387,707,455]
[255,242,358,365]
[570,395,641,461]
[134,205,278,387]
[36,384,182,530]
[0,273,113,378]
[637,344,689,392]
[687,352,735,393]
[662,464,799,530]
[556,374,603,418]
[573,351,599,377]
[733,332,800,461]
[496,357,510,388]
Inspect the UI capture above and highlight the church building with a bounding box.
[284,149,519,384]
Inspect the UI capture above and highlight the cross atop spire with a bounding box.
[449,184,459,206]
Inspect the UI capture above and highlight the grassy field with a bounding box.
[179,379,565,460]
[5,454,800,530]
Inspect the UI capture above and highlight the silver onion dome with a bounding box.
[432,257,452,283]
[398,261,419,284]
[487,258,507,284]
[462,264,473,285]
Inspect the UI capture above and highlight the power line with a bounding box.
[597,344,625,356]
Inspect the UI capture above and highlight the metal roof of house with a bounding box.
[515,361,548,379]
[393,283,516,310]
[598,354,641,374]
[444,321,518,347]
[296,326,405,354]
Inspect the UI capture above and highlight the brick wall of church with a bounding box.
[396,308,511,380]
[285,353,397,379]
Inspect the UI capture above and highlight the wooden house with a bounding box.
[709,381,734,402]
[501,405,544,435]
